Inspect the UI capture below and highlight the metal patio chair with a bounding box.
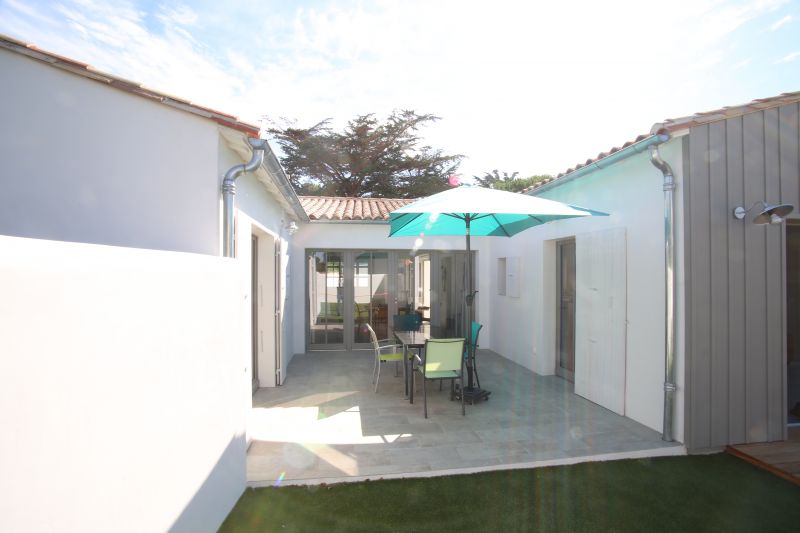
[413,338,466,418]
[367,323,404,393]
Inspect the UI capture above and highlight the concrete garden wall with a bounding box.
[0,236,249,533]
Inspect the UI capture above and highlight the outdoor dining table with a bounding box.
[393,324,445,401]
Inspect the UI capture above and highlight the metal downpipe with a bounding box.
[222,138,268,258]
[649,137,677,442]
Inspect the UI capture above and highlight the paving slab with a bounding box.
[248,350,683,486]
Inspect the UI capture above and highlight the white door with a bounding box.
[574,227,627,415]
[254,230,277,387]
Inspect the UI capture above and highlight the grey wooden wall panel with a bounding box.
[689,124,712,448]
[742,111,769,443]
[779,104,799,209]
[726,116,747,445]
[708,121,730,447]
[684,102,799,450]
[764,108,784,442]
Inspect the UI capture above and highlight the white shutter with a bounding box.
[574,227,627,415]
[506,257,520,298]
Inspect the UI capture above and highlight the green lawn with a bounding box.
[220,454,800,533]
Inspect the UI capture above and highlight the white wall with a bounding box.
[0,48,221,255]
[0,45,301,531]
[219,141,291,244]
[486,139,686,440]
[289,223,492,359]
[0,236,249,533]
[224,139,299,383]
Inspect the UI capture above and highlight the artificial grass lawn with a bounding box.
[220,454,800,532]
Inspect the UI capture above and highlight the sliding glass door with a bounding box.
[308,251,345,348]
[307,250,415,350]
[353,251,389,346]
[307,249,475,350]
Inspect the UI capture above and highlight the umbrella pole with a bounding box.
[461,216,490,404]
[465,219,474,388]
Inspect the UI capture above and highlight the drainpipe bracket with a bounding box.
[664,382,677,393]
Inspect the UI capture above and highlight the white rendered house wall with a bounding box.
[219,139,298,383]
[487,139,686,441]
[0,46,302,531]
[289,223,494,360]
[0,48,222,255]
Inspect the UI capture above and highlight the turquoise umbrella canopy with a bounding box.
[388,185,606,238]
[388,185,607,402]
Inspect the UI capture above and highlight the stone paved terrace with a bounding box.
[247,350,684,486]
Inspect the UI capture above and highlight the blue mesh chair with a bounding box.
[441,321,483,392]
[467,321,484,389]
[393,313,421,332]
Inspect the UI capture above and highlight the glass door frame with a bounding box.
[555,238,576,382]
[306,249,416,351]
[305,248,478,351]
[352,251,392,349]
[306,250,347,350]
[787,220,800,425]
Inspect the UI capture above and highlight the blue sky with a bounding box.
[2,0,799,179]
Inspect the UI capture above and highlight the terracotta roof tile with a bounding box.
[300,196,415,221]
[524,90,800,194]
[0,33,260,137]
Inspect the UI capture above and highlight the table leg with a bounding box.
[403,344,410,399]
[409,349,414,405]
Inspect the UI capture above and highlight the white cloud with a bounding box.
[776,50,800,63]
[687,0,788,44]
[0,0,797,178]
[157,4,199,27]
[770,14,792,29]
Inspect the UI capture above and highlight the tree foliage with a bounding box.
[267,110,462,198]
[474,170,552,193]
[474,169,519,188]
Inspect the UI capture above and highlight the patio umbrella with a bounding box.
[388,185,607,402]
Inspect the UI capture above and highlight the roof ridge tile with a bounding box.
[298,195,415,221]
[524,91,800,195]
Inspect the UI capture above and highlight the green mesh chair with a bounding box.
[412,338,466,418]
[367,323,404,393]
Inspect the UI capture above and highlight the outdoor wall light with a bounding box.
[732,201,794,225]
[285,221,299,235]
